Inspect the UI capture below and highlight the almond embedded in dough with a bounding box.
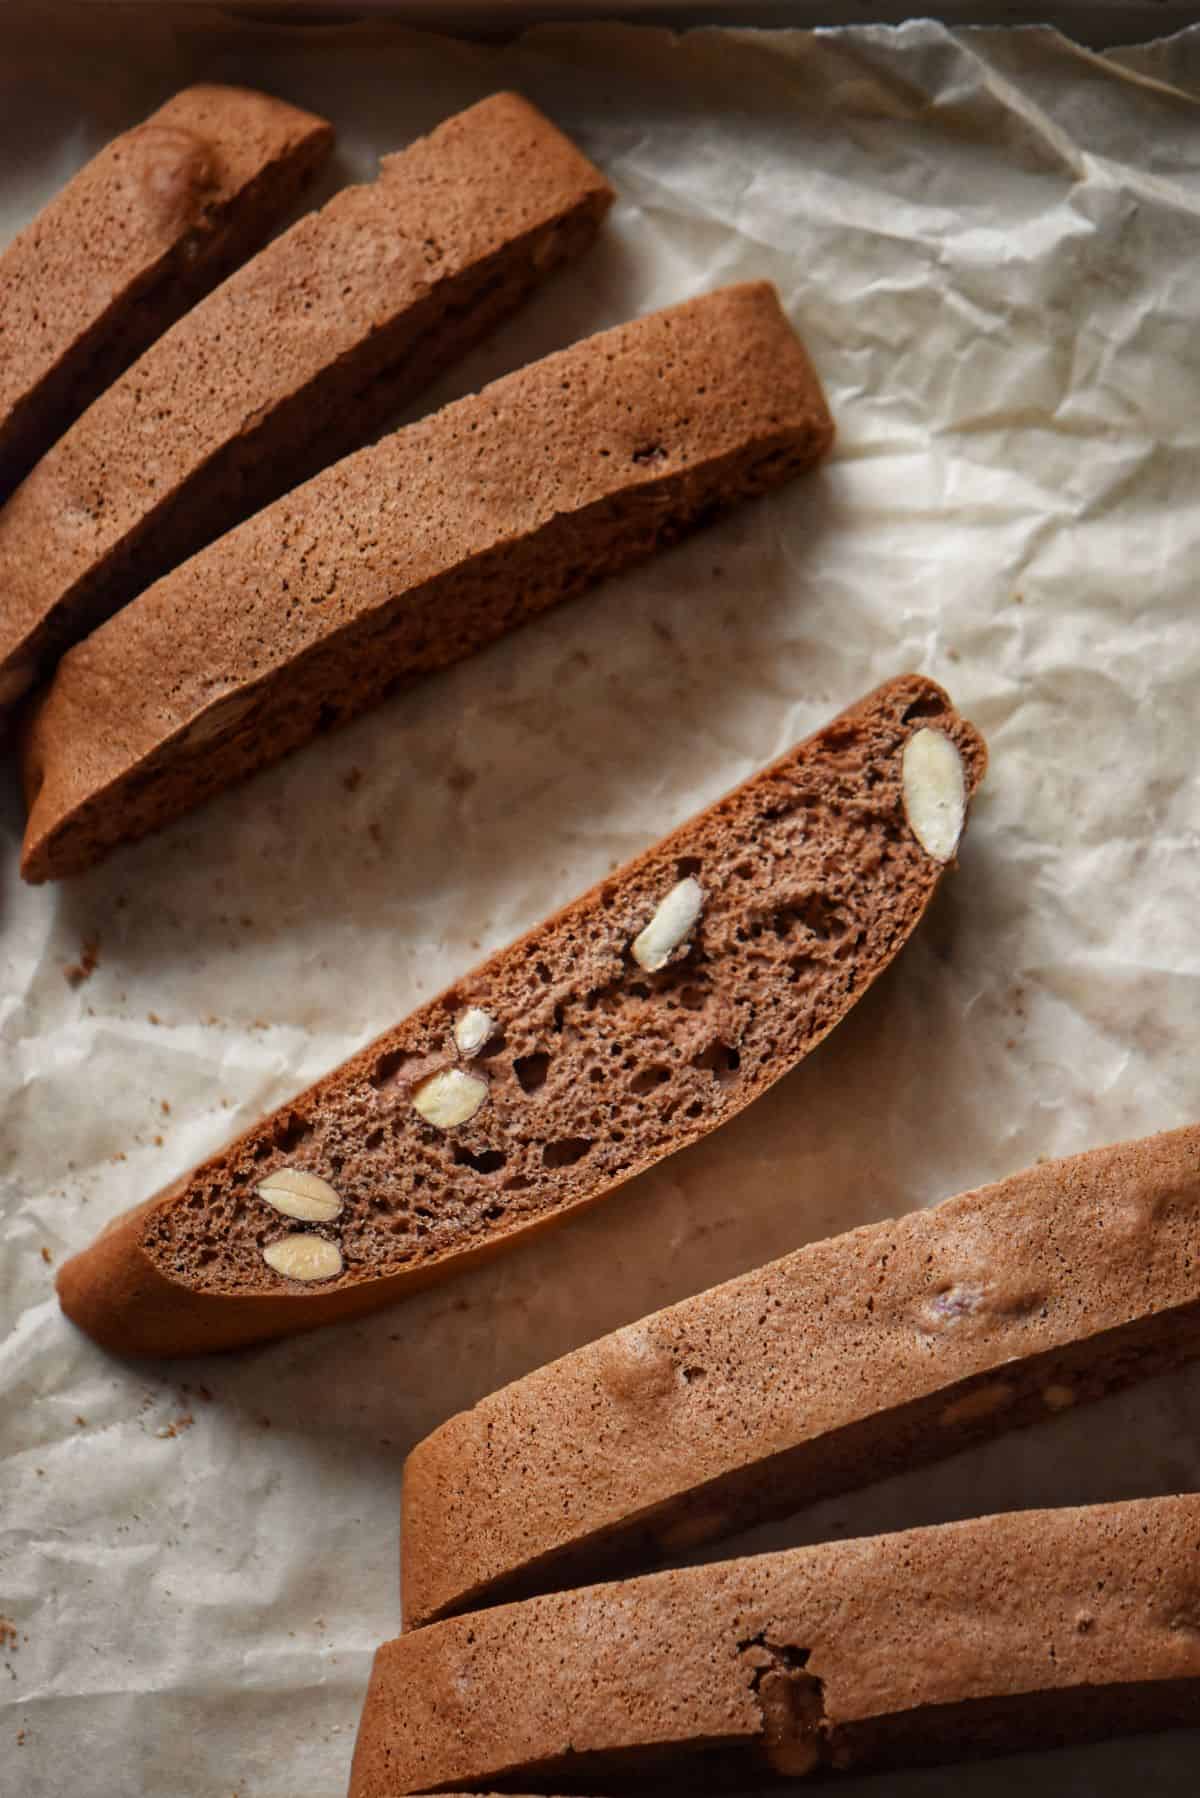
[631,876,705,972]
[412,1068,488,1130]
[262,1234,343,1282]
[256,1167,342,1222]
[902,728,966,862]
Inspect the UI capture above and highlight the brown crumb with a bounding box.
[109,1151,126,1164]
[0,1620,17,1652]
[74,1415,87,1428]
[16,1729,25,1745]
[446,764,476,795]
[63,936,100,986]
[342,766,364,793]
[40,1246,52,1265]
[147,1012,161,1026]
[160,1099,171,1115]
[153,1135,163,1147]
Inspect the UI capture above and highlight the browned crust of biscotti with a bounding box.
[401,1123,1200,1627]
[0,91,612,709]
[55,674,984,1359]
[22,280,825,883]
[0,84,333,517]
[351,1496,1200,1795]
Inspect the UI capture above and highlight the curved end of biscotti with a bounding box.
[162,83,336,177]
[55,1192,340,1359]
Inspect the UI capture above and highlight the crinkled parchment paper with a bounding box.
[3,12,1200,1795]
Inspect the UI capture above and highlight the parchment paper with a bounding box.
[3,12,1200,1795]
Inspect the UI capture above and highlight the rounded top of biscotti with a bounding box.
[399,1121,1200,1625]
[354,1497,1200,1796]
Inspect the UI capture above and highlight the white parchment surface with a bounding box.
[2,12,1200,1795]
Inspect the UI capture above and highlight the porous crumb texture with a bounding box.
[0,84,333,519]
[24,280,828,883]
[402,1125,1200,1626]
[55,675,983,1357]
[0,91,611,705]
[350,1497,1200,1796]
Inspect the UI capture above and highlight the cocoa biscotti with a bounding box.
[0,91,612,707]
[23,281,830,881]
[402,1123,1200,1626]
[353,1496,1200,1793]
[0,84,332,516]
[55,673,985,1356]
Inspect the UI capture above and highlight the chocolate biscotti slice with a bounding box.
[0,84,332,517]
[351,1496,1200,1794]
[21,281,831,882]
[0,92,612,708]
[55,674,985,1357]
[402,1123,1200,1626]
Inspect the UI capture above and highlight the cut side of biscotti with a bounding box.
[0,84,333,522]
[353,1496,1200,1794]
[54,673,985,1357]
[0,92,612,709]
[22,280,829,882]
[401,1123,1200,1626]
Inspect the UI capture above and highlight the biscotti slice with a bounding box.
[351,1496,1200,1794]
[22,281,829,882]
[54,673,985,1357]
[402,1123,1200,1626]
[0,92,612,708]
[0,84,333,515]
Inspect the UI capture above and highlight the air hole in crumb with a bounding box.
[796,894,843,941]
[588,1067,605,1084]
[600,885,618,909]
[543,1137,593,1169]
[453,1146,507,1175]
[364,1127,384,1152]
[632,443,666,464]
[681,1365,707,1383]
[369,1048,408,1091]
[514,1052,550,1093]
[627,982,651,1001]
[476,1032,507,1060]
[901,693,946,725]
[630,1065,671,1096]
[692,1040,740,1080]
[503,1175,531,1192]
[685,1099,704,1118]
[676,855,702,879]
[534,961,552,984]
[680,985,708,1012]
[482,1203,506,1222]
[552,1003,566,1032]
[251,1140,273,1162]
[272,1111,311,1152]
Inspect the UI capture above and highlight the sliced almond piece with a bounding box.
[454,1007,496,1058]
[256,1167,342,1223]
[412,1068,488,1130]
[902,728,966,862]
[631,876,705,972]
[262,1235,343,1282]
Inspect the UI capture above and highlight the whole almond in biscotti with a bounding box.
[0,85,333,527]
[350,1497,1200,1796]
[401,1123,1200,1626]
[21,280,832,882]
[54,673,985,1358]
[0,91,613,707]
